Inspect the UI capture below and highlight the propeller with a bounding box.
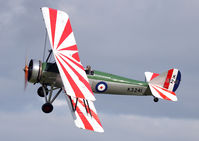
[23,29,47,90]
[24,57,29,90]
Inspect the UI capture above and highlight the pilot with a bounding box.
[85,65,94,75]
[85,65,91,74]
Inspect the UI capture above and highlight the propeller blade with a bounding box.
[24,58,29,90]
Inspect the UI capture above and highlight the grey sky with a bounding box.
[0,0,199,140]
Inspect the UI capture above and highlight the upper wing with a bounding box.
[41,7,95,101]
[41,7,103,132]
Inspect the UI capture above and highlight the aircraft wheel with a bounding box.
[153,97,159,102]
[37,87,48,97]
[42,103,53,113]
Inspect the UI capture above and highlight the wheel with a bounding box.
[37,87,48,97]
[42,103,53,113]
[154,97,159,102]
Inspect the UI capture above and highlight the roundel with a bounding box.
[95,82,108,93]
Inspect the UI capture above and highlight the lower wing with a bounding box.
[65,94,104,132]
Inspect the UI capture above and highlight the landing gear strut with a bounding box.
[39,84,62,114]
[153,97,159,102]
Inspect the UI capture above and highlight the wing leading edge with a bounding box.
[41,7,103,132]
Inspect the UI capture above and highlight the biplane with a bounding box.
[24,7,181,133]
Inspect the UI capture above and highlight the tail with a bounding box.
[145,69,181,102]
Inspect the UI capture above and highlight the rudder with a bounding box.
[150,68,181,92]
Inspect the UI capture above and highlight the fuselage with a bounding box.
[38,62,152,96]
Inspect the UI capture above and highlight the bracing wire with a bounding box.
[42,29,47,62]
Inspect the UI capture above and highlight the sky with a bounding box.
[0,0,199,140]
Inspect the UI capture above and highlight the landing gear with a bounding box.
[39,84,62,114]
[153,97,159,102]
[42,103,53,113]
[37,86,48,97]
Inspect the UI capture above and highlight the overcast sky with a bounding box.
[0,0,199,140]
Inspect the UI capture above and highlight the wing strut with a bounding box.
[85,99,92,117]
[45,49,52,62]
[42,84,62,104]
[68,96,92,117]
[74,98,79,111]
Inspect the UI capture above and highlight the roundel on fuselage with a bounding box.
[95,82,108,93]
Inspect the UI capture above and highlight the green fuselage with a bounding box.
[40,63,151,96]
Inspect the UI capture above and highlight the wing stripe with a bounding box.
[59,52,84,70]
[58,44,78,51]
[58,54,93,94]
[56,19,72,50]
[72,52,80,62]
[55,32,76,51]
[56,56,85,99]
[49,8,57,48]
[75,109,94,131]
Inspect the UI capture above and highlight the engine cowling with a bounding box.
[28,59,42,83]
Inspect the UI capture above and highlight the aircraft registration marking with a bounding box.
[127,88,143,93]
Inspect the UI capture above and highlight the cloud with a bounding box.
[102,114,199,141]
[0,0,26,28]
[0,1,199,140]
[52,99,67,107]
[0,111,198,141]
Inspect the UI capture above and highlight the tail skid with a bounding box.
[145,69,181,102]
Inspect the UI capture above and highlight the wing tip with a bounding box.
[75,120,104,133]
[41,7,48,11]
[41,7,70,18]
[97,128,104,133]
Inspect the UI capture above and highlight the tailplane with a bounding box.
[145,69,181,102]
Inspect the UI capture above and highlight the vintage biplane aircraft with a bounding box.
[24,7,181,133]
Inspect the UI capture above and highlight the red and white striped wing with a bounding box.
[65,95,104,132]
[41,7,95,101]
[149,84,177,101]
